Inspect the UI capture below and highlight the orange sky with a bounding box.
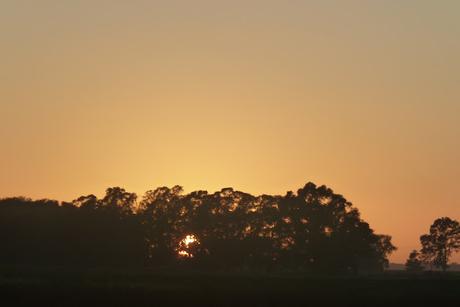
[1,1,459,263]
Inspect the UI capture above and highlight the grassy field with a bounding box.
[1,267,460,306]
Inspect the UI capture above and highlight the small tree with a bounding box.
[405,250,423,273]
[420,217,460,272]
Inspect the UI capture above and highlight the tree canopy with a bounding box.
[0,182,396,273]
[420,217,460,272]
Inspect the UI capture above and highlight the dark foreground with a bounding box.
[1,267,460,307]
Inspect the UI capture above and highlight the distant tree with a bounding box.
[405,250,424,273]
[420,217,460,272]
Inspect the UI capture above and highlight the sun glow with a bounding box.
[178,250,191,257]
[177,234,199,258]
[183,235,197,246]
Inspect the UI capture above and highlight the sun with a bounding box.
[183,235,197,246]
[177,234,199,258]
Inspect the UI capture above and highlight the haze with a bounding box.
[1,0,459,262]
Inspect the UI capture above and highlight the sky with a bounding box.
[1,0,459,263]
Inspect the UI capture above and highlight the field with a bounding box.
[1,267,460,306]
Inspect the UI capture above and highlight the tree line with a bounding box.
[0,182,399,273]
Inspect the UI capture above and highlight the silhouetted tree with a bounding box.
[99,187,137,214]
[138,186,186,264]
[420,217,460,272]
[405,250,424,273]
[275,183,396,273]
[72,194,98,210]
[0,182,396,273]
